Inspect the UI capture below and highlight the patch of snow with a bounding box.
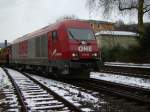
[31,104,65,110]
[0,68,11,89]
[82,108,94,112]
[104,62,150,69]
[7,68,26,78]
[91,72,150,89]
[95,31,138,37]
[31,75,100,112]
[7,109,20,112]
[0,68,20,111]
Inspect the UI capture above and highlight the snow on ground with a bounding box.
[0,68,11,90]
[91,72,150,89]
[7,68,25,78]
[95,31,138,37]
[31,75,101,112]
[0,68,19,111]
[104,62,150,69]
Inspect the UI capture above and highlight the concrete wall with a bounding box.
[96,35,139,49]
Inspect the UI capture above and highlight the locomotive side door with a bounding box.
[48,31,58,60]
[51,31,58,60]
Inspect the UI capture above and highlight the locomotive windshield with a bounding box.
[68,28,95,40]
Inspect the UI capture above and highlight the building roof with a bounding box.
[87,20,114,24]
[95,31,139,37]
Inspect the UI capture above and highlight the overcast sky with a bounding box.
[0,0,149,43]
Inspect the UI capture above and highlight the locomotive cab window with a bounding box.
[52,31,57,40]
[68,28,95,40]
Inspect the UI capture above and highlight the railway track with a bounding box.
[23,73,150,112]
[60,78,150,108]
[2,67,150,111]
[88,78,150,105]
[2,68,83,112]
[100,65,150,78]
[20,67,150,107]
[0,69,21,111]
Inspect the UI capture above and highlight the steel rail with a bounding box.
[88,78,150,104]
[85,78,150,106]
[23,72,83,112]
[59,78,150,107]
[100,65,150,79]
[3,68,28,112]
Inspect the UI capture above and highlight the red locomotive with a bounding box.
[2,20,101,78]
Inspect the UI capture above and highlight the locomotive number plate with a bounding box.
[78,46,92,52]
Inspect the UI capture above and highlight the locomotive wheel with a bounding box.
[52,67,59,78]
[61,67,69,75]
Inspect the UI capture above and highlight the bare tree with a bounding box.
[56,15,78,22]
[115,19,125,27]
[86,0,150,39]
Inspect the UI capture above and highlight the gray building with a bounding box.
[95,31,139,49]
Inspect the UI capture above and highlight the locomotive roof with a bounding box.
[12,23,57,44]
[12,19,90,44]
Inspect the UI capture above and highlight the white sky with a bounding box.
[0,0,149,42]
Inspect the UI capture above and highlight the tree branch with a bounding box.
[144,4,150,13]
[118,1,138,11]
[144,4,150,10]
[144,7,150,13]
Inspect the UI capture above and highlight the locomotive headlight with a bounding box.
[72,52,79,60]
[92,53,98,57]
[72,53,76,57]
[72,53,78,57]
